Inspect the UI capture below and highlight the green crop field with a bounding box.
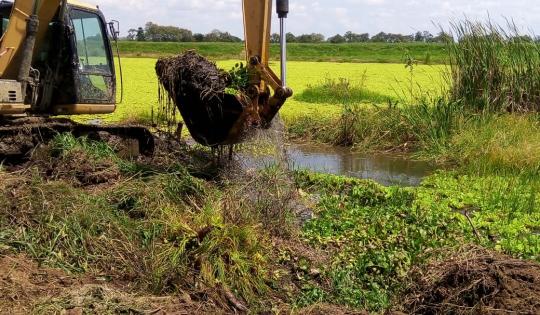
[118,41,448,64]
[90,57,445,124]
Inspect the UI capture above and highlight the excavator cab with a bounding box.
[0,0,117,116]
[63,7,116,107]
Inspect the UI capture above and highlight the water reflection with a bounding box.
[240,143,437,187]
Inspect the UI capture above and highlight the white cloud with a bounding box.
[94,0,540,38]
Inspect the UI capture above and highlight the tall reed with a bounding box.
[448,20,540,112]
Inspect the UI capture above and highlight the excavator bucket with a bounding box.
[155,0,292,147]
[156,51,289,147]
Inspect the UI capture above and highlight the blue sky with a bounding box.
[96,0,540,38]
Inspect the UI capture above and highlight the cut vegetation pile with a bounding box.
[404,246,540,314]
[156,50,244,146]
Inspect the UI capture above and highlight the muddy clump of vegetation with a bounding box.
[403,246,540,314]
[156,50,245,146]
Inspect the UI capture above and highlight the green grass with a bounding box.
[1,133,540,313]
[296,77,396,104]
[118,41,448,64]
[447,114,540,172]
[0,135,291,304]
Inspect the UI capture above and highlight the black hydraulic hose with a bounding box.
[18,0,40,100]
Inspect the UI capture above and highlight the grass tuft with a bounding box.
[296,77,394,105]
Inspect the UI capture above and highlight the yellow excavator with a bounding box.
[0,0,291,158]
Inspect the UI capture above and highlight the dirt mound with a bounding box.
[156,50,245,146]
[403,247,540,314]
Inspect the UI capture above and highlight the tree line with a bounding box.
[127,22,460,43]
[128,23,243,42]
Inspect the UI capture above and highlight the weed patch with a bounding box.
[296,77,394,105]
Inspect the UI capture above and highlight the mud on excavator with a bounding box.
[0,0,292,159]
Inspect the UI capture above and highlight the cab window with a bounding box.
[70,9,114,103]
[70,9,111,75]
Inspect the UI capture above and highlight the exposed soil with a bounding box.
[156,50,245,146]
[0,117,155,162]
[29,148,121,187]
[403,246,540,314]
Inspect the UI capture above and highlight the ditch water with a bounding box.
[239,143,438,187]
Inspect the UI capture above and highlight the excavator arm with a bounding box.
[243,0,292,125]
[222,0,293,144]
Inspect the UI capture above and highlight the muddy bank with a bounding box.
[403,246,540,314]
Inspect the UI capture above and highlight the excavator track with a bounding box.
[0,117,154,161]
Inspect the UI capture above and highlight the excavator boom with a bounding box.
[0,0,64,79]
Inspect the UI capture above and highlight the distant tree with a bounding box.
[286,32,297,42]
[270,33,280,43]
[371,32,387,42]
[204,29,242,42]
[144,22,192,42]
[127,28,137,41]
[204,29,220,42]
[344,31,369,42]
[297,33,325,43]
[371,32,414,43]
[328,34,346,43]
[402,34,415,42]
[433,31,453,43]
[193,33,205,42]
[422,31,434,42]
[136,27,145,41]
[414,31,424,42]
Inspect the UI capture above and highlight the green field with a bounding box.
[118,41,448,64]
[95,57,445,124]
